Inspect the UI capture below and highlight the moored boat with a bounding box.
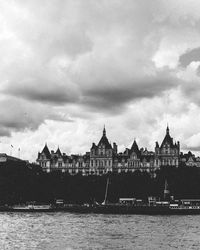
[60,179,200,215]
[10,204,56,212]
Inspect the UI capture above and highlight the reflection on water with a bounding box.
[0,212,200,249]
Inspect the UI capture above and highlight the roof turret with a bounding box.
[98,126,112,149]
[41,143,51,159]
[161,125,174,147]
[131,139,139,152]
[130,139,141,157]
[56,147,62,156]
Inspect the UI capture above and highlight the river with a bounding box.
[0,212,200,249]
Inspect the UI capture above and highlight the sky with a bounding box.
[1,0,200,161]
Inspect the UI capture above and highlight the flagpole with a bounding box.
[10,145,13,156]
[18,148,20,159]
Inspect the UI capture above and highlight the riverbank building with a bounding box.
[36,126,194,175]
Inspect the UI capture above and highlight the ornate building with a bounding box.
[36,125,188,175]
[111,140,153,174]
[90,127,116,175]
[154,126,180,168]
[180,151,200,167]
[37,144,90,174]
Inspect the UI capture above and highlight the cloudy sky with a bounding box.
[1,0,200,161]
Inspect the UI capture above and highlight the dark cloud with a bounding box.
[0,98,73,136]
[0,0,179,116]
[1,0,200,162]
[0,99,46,132]
[81,73,178,112]
[179,47,200,68]
[4,78,80,105]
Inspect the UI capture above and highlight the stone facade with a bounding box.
[180,151,200,167]
[37,145,90,174]
[36,126,200,175]
[154,126,180,168]
[89,127,115,175]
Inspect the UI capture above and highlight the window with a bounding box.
[42,162,46,167]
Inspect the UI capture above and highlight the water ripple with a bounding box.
[0,213,200,249]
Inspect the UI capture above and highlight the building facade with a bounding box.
[37,145,90,174]
[89,127,116,175]
[37,126,199,175]
[154,126,180,168]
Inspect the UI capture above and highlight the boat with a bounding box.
[2,179,200,214]
[60,201,200,215]
[60,179,200,215]
[10,204,56,212]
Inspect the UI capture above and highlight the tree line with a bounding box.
[0,161,200,204]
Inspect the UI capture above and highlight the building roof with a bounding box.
[161,126,175,148]
[41,144,51,159]
[91,143,98,150]
[0,153,25,162]
[129,139,141,158]
[130,140,140,152]
[97,127,112,149]
[56,147,62,156]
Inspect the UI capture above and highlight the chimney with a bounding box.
[113,142,118,154]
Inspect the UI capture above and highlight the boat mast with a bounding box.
[102,177,109,205]
[164,179,170,200]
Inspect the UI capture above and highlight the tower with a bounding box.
[154,126,180,168]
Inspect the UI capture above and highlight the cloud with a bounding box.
[1,0,200,160]
[0,97,73,137]
[80,72,178,112]
[179,47,200,68]
[4,77,80,105]
[0,0,177,111]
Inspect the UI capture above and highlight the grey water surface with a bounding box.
[0,212,200,250]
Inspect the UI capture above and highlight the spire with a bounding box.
[103,125,106,136]
[166,124,169,135]
[98,126,112,149]
[161,125,173,147]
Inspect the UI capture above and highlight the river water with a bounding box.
[0,212,200,249]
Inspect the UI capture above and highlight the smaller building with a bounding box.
[37,144,90,174]
[180,151,200,167]
[0,153,27,168]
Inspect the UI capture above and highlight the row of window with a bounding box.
[91,151,112,156]
[90,159,112,167]
[155,159,179,165]
[41,158,178,169]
